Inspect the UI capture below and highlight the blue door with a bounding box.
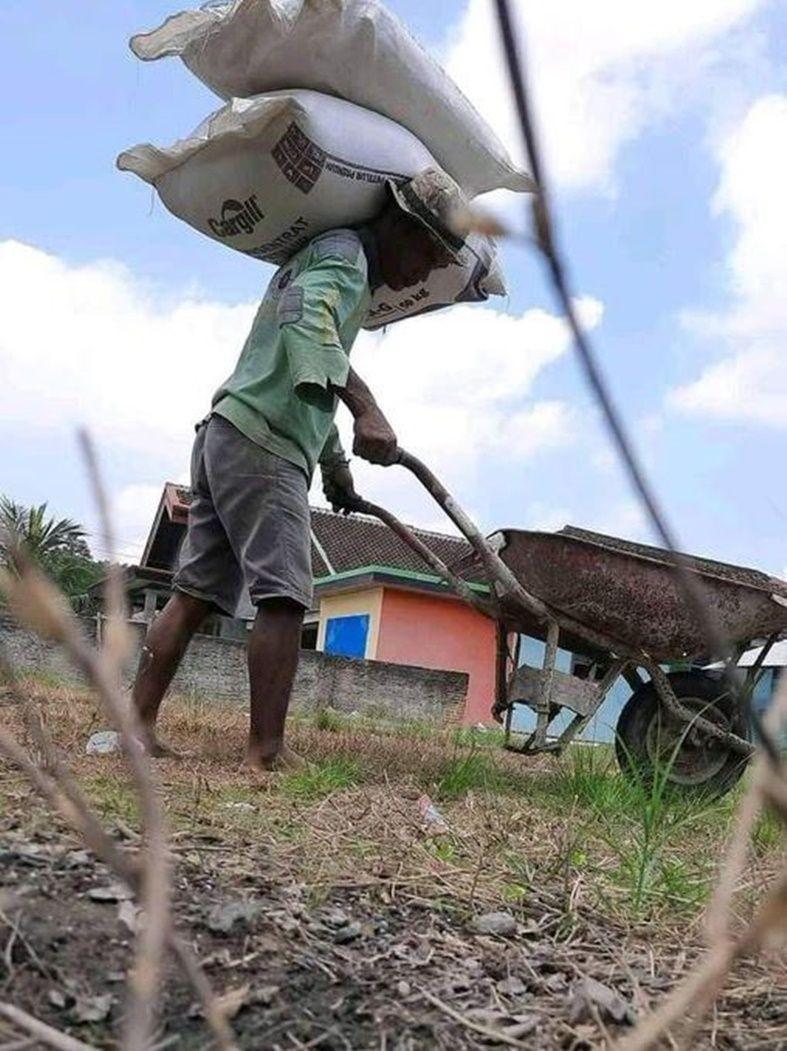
[325,614,370,659]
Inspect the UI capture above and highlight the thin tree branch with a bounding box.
[0,696,236,1049]
[0,1004,92,1051]
[492,0,780,765]
[75,431,168,1050]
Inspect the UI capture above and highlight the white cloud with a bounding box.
[522,498,649,542]
[671,346,787,425]
[1,239,598,536]
[445,0,765,194]
[0,240,255,465]
[670,95,787,426]
[525,501,572,532]
[110,484,166,564]
[588,499,650,542]
[333,296,602,524]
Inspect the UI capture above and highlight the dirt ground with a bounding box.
[0,683,785,1049]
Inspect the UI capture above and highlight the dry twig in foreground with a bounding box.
[491,2,786,1044]
[0,1002,93,1051]
[617,680,787,1050]
[0,434,237,1050]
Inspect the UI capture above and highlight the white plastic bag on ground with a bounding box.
[130,0,534,198]
[86,730,121,755]
[118,90,507,326]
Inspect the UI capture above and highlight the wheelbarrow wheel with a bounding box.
[615,671,750,798]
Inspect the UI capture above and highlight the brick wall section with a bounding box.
[0,615,467,723]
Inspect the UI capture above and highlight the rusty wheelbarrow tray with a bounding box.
[358,450,787,797]
[484,525,787,662]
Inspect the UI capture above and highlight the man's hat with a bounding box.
[386,167,471,260]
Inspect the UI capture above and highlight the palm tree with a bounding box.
[0,496,90,566]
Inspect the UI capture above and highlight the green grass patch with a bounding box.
[392,717,442,741]
[584,750,734,916]
[83,774,140,825]
[548,744,625,811]
[18,668,71,691]
[280,756,362,801]
[313,707,345,733]
[451,725,506,750]
[753,807,784,853]
[520,742,747,918]
[431,749,507,800]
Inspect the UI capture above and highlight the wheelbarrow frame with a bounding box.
[356,449,769,764]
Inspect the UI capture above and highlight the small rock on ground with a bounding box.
[333,921,363,944]
[206,901,264,935]
[471,911,518,937]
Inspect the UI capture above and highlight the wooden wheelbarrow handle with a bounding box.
[353,448,550,623]
[352,448,640,661]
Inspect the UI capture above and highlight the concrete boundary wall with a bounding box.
[0,615,467,723]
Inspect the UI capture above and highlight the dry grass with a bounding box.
[2,679,782,930]
[1,679,784,1048]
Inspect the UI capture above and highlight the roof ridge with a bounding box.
[159,493,467,546]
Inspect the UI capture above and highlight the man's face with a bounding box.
[377,209,455,292]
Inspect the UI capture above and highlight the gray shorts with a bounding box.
[173,415,313,615]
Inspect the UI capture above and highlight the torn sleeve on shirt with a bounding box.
[278,253,367,411]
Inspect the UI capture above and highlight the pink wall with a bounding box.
[375,587,497,724]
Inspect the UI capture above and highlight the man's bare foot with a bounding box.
[136,728,184,760]
[245,744,306,774]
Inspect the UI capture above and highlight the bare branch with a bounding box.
[492,0,779,763]
[0,687,235,1048]
[616,677,787,1049]
[489,9,786,1048]
[77,432,169,1050]
[0,1003,92,1051]
[2,546,169,1051]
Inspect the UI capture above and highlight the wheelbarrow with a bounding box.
[355,450,787,797]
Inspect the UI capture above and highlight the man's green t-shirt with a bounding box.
[212,229,371,479]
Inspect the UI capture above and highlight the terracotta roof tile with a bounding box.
[154,485,475,583]
[309,506,472,578]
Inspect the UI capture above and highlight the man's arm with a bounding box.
[319,369,398,513]
[275,234,396,465]
[333,367,398,466]
[318,422,349,472]
[319,423,362,514]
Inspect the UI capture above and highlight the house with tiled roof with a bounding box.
[119,483,497,723]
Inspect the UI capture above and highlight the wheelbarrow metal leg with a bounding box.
[532,621,560,750]
[742,632,778,703]
[496,623,514,746]
[504,699,515,747]
[623,666,645,691]
[553,658,628,751]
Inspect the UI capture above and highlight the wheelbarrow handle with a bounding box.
[351,494,496,619]
[353,448,639,660]
[390,448,550,621]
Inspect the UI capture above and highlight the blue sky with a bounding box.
[1,0,785,575]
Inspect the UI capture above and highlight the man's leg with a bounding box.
[246,597,305,771]
[132,591,212,755]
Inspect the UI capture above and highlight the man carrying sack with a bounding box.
[131,168,472,771]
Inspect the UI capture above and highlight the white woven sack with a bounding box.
[118,90,437,266]
[130,0,535,198]
[118,90,506,327]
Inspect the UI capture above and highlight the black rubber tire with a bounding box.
[615,671,751,798]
